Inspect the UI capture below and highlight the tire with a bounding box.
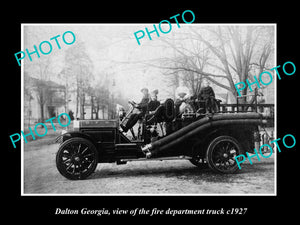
[206,136,241,174]
[56,137,98,180]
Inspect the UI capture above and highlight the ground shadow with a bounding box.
[88,162,267,182]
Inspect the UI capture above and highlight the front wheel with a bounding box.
[56,137,98,180]
[206,136,241,174]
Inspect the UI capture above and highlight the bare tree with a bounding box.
[24,26,60,122]
[62,42,94,119]
[153,25,274,103]
[24,54,56,122]
[87,82,109,119]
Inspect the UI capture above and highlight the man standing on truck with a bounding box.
[198,79,217,114]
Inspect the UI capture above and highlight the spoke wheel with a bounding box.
[56,137,98,180]
[206,136,241,174]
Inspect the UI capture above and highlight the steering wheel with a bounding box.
[128,100,137,108]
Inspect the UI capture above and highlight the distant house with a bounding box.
[24,76,66,126]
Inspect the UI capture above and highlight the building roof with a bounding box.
[25,75,65,90]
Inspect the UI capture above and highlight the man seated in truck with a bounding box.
[120,88,150,132]
[145,89,163,124]
[174,91,195,117]
[148,89,160,113]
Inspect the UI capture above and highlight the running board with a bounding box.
[118,155,192,163]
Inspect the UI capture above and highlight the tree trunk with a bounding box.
[102,106,105,119]
[91,97,94,120]
[38,89,45,123]
[40,103,44,122]
[80,93,85,120]
[76,85,79,119]
[238,87,247,104]
[95,105,99,119]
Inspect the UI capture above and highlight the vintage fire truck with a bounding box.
[55,97,270,180]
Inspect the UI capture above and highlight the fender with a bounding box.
[191,124,257,156]
[142,112,263,155]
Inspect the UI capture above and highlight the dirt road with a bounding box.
[23,138,275,195]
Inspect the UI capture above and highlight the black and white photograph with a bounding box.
[4,3,299,222]
[21,23,276,195]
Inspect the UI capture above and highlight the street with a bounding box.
[23,137,275,195]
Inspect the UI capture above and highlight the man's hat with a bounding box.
[140,88,149,92]
[178,92,187,98]
[151,89,159,95]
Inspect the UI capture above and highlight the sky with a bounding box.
[23,24,187,102]
[22,24,275,104]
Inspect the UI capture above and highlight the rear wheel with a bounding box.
[56,137,98,180]
[206,136,241,174]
